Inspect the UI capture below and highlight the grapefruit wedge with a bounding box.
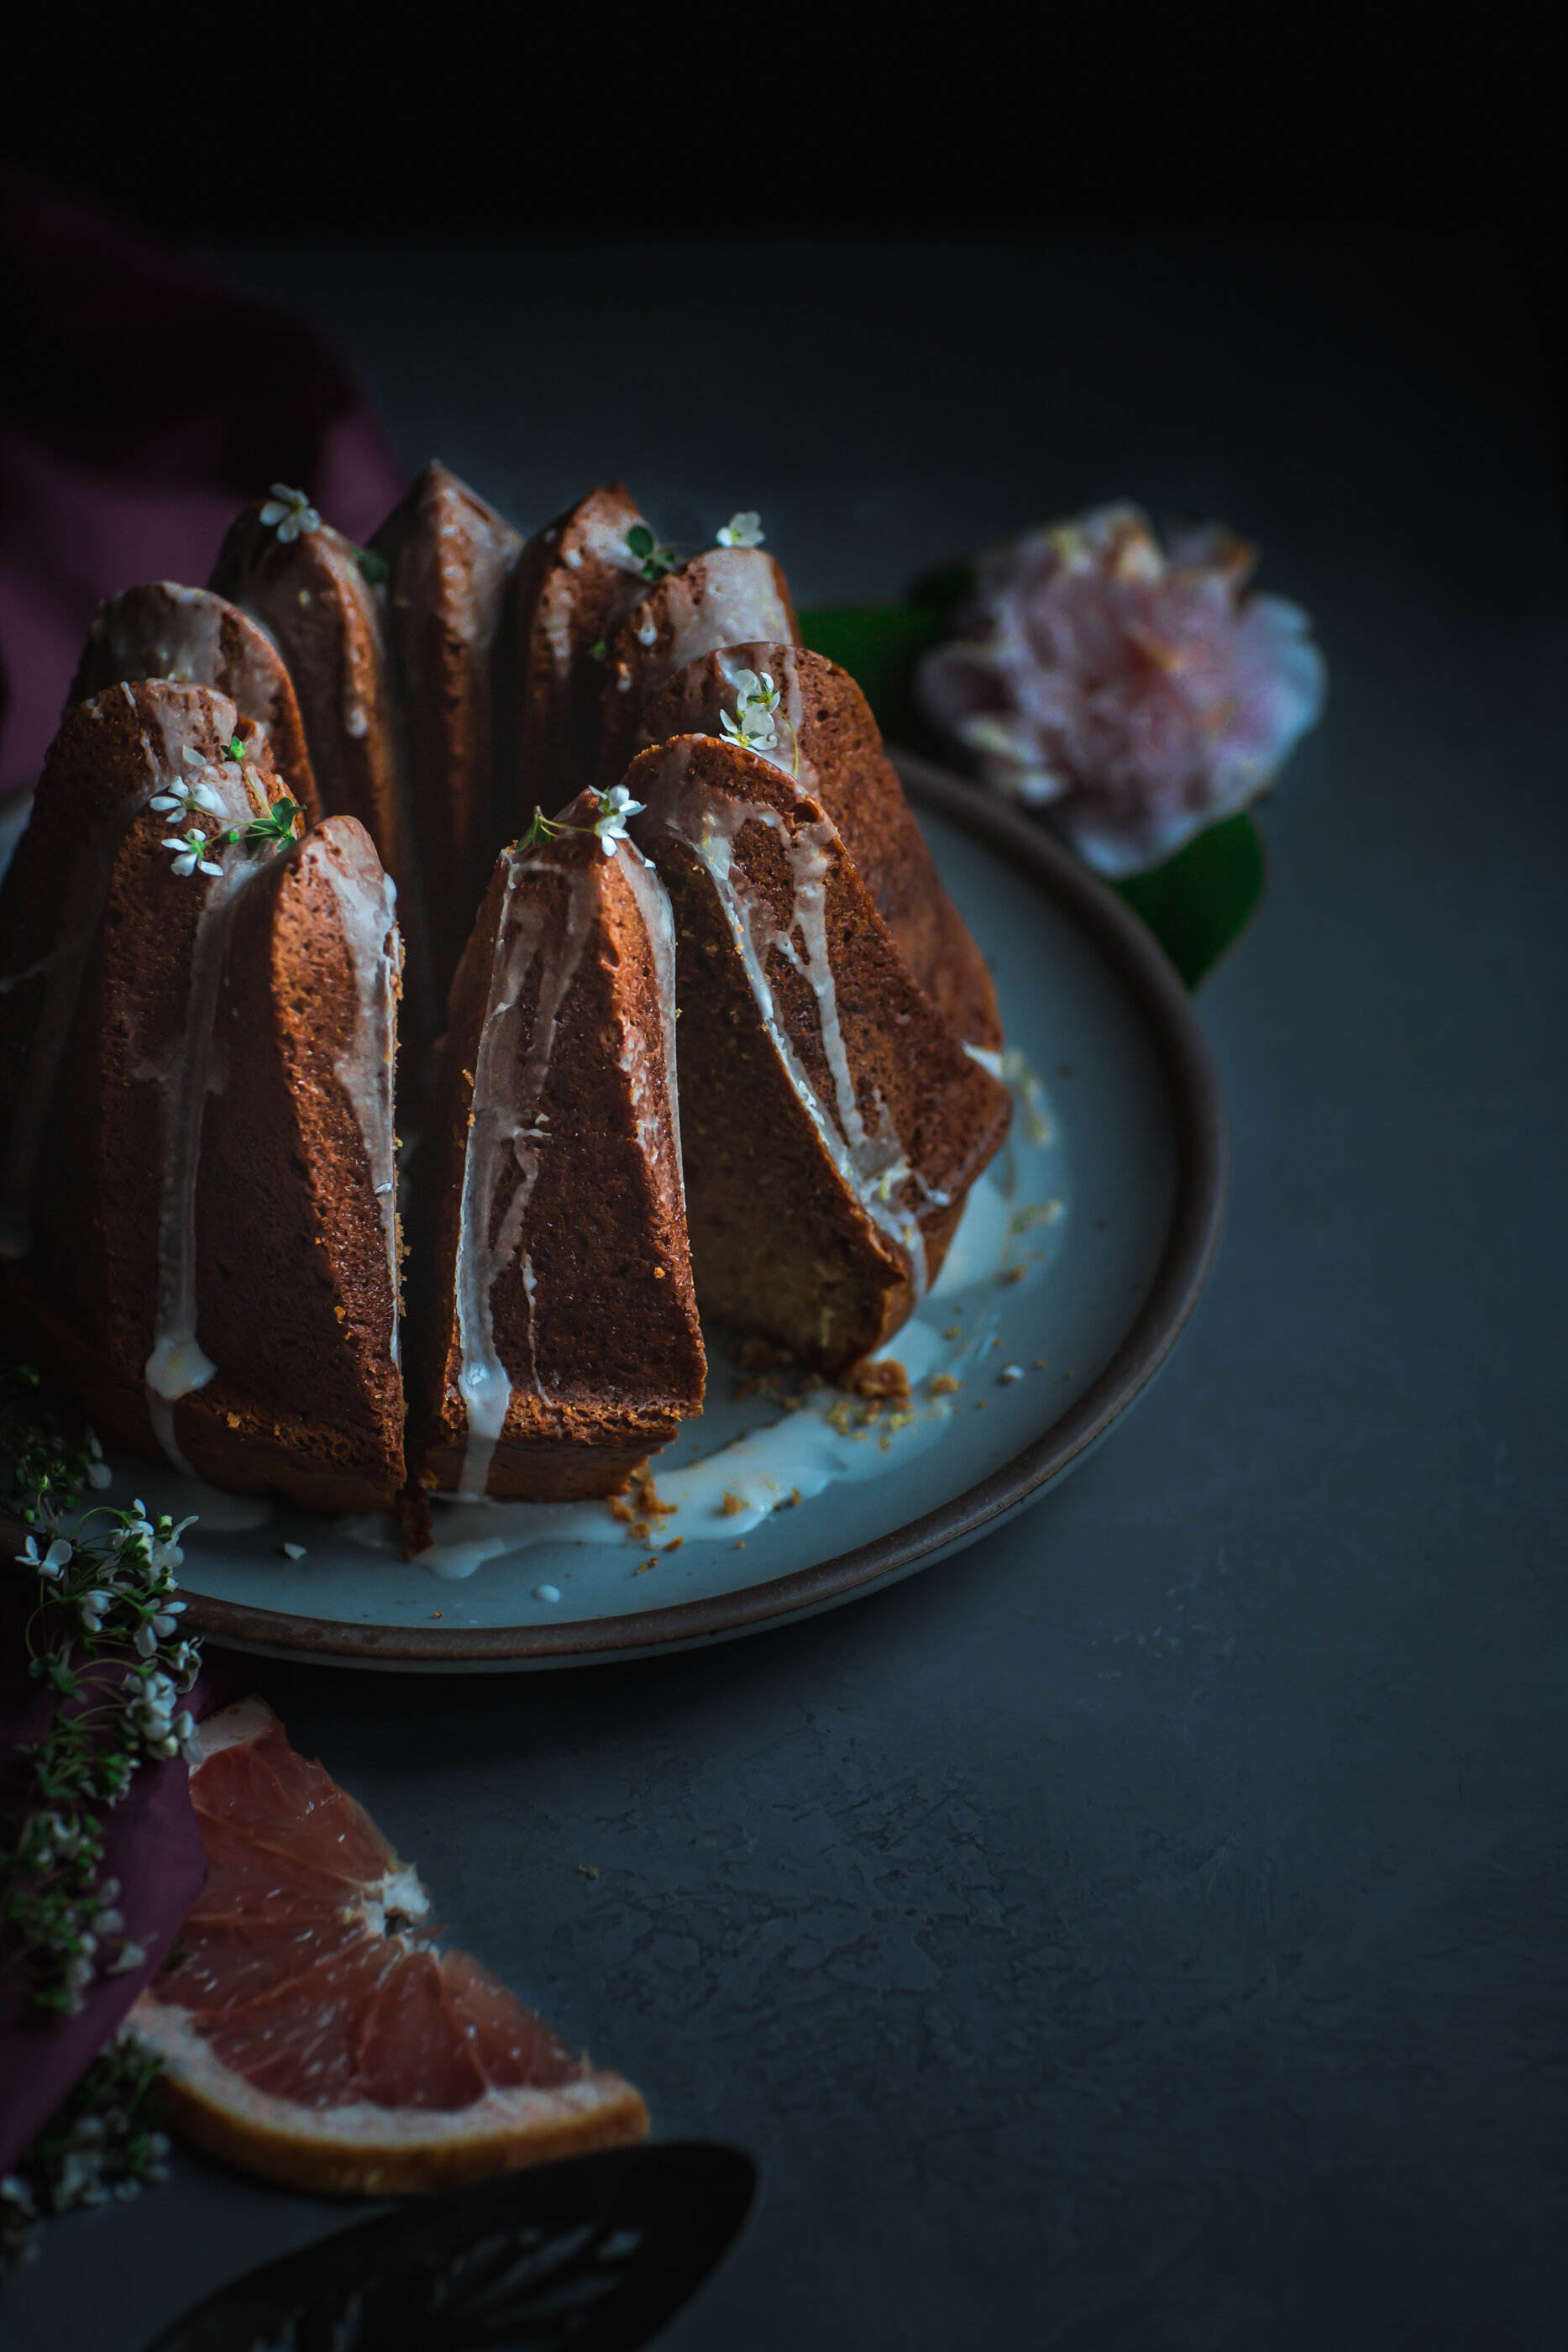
[129,1697,648,2194]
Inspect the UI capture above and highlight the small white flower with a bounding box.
[150,775,225,821]
[86,1430,113,1489]
[163,831,223,880]
[592,785,646,857]
[134,1622,159,1658]
[719,668,781,754]
[92,1906,124,1935]
[149,1516,196,1573]
[78,1590,113,1635]
[259,483,321,543]
[716,510,764,549]
[106,1941,148,1976]
[18,1534,71,1579]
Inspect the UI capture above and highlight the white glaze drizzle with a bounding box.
[87,585,288,735]
[647,748,927,1292]
[0,694,232,1262]
[616,846,684,1190]
[453,854,599,1497]
[144,752,277,1473]
[315,847,402,1365]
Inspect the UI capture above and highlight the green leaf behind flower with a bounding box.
[798,588,1266,989]
[1110,811,1266,988]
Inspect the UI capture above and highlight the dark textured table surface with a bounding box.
[4,236,1565,2352]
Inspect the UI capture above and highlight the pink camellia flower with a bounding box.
[918,503,1326,877]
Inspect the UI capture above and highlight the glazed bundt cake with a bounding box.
[0,471,1009,1522]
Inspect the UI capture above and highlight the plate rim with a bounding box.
[8,757,1230,1668]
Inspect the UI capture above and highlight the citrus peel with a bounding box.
[129,1697,648,2194]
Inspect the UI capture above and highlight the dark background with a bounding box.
[9,19,1562,501]
[3,30,1566,2352]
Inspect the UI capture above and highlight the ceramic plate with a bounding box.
[5,759,1226,1669]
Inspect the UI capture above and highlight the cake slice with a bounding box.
[66,581,321,822]
[370,462,522,984]
[407,792,705,1503]
[0,682,404,1510]
[627,734,1011,1371]
[638,643,1003,1051]
[210,501,413,895]
[500,482,653,828]
[596,548,800,787]
[190,816,405,1509]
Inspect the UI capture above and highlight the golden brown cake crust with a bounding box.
[499,484,652,834]
[638,643,1003,1050]
[191,817,406,1508]
[0,685,405,1511]
[627,734,1010,1371]
[597,549,800,790]
[406,799,705,1505]
[66,582,321,823]
[370,462,522,987]
[210,505,412,893]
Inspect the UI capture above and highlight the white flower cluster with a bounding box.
[259,482,321,542]
[7,1453,203,2014]
[720,669,781,755]
[717,511,765,549]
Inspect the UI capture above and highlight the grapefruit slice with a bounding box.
[129,1697,648,2194]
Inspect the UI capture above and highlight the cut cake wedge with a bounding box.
[627,733,1010,1371]
[638,642,1002,1050]
[407,793,705,1503]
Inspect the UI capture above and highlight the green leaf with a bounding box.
[357,549,390,585]
[1110,810,1266,988]
[627,523,655,558]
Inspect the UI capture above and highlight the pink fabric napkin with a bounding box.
[0,168,406,804]
[0,172,404,2167]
